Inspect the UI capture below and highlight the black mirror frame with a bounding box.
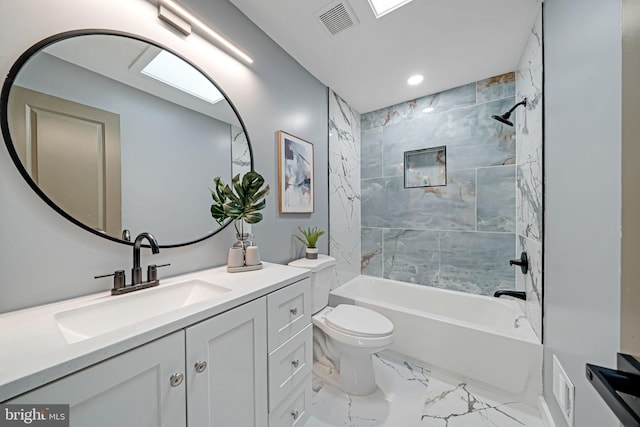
[0,29,254,248]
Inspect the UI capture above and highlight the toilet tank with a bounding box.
[288,255,336,314]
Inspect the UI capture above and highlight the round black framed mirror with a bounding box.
[1,30,253,248]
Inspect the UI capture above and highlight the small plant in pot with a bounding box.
[295,226,325,259]
[210,171,270,249]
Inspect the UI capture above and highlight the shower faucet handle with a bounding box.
[509,252,529,274]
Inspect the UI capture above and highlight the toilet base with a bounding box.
[311,306,394,396]
[338,351,377,395]
[313,353,378,396]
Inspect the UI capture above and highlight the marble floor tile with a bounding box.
[304,354,543,427]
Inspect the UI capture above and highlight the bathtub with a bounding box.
[329,275,542,407]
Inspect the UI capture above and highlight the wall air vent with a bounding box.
[315,1,359,38]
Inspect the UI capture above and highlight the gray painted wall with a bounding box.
[0,0,328,313]
[544,0,621,425]
[621,0,640,358]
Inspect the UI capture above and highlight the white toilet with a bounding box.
[289,255,394,395]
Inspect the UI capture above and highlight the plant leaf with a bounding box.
[209,171,269,225]
[244,212,263,224]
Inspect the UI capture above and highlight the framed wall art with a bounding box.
[277,130,314,213]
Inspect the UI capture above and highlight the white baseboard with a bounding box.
[539,396,557,427]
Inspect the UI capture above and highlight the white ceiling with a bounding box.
[230,0,541,114]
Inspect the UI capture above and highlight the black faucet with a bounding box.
[494,290,527,300]
[95,232,168,295]
[132,232,160,285]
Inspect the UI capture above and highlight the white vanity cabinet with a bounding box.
[266,279,313,427]
[186,297,268,427]
[4,274,313,427]
[9,331,188,427]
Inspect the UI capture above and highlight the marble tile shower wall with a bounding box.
[328,90,362,287]
[515,8,543,341]
[361,74,517,296]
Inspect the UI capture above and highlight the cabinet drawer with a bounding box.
[267,278,311,352]
[268,373,312,427]
[268,324,312,411]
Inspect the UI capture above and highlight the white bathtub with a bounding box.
[329,275,542,407]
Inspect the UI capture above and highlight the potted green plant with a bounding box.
[295,226,325,259]
[210,171,270,248]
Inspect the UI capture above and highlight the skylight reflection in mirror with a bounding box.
[141,49,224,105]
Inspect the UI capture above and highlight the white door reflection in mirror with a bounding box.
[9,86,122,235]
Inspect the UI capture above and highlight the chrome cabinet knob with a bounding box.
[290,307,298,316]
[194,361,207,373]
[291,359,300,368]
[170,373,184,387]
[291,410,299,420]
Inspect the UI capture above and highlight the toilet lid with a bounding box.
[325,305,393,337]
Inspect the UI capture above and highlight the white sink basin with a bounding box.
[55,279,231,343]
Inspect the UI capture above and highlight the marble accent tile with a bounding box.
[476,72,516,104]
[515,6,543,340]
[477,166,516,232]
[383,229,515,296]
[231,125,250,177]
[361,127,383,179]
[361,83,476,130]
[382,98,516,177]
[519,10,543,72]
[361,227,383,276]
[329,90,362,286]
[516,9,543,244]
[516,149,542,242]
[361,170,476,231]
[305,354,543,427]
[517,236,542,341]
[421,376,543,426]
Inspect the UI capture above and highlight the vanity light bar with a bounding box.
[158,0,254,64]
[158,4,192,36]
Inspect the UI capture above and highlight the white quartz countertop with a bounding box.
[0,262,309,402]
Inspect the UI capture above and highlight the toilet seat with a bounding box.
[325,305,393,338]
[312,305,394,348]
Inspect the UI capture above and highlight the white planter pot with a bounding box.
[306,247,318,259]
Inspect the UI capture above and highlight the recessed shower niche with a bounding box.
[403,146,447,188]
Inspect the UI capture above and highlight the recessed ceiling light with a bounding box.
[368,0,415,18]
[407,74,423,85]
[423,107,434,113]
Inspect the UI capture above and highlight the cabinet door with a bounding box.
[9,331,186,427]
[186,298,268,427]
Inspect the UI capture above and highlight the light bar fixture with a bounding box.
[158,0,254,64]
[158,4,191,36]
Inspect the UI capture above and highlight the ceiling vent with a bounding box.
[315,1,359,38]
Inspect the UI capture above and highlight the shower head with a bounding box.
[491,98,527,127]
[491,113,514,126]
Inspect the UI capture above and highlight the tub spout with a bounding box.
[494,290,527,300]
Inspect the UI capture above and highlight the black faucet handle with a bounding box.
[94,270,126,291]
[509,252,529,274]
[147,263,171,282]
